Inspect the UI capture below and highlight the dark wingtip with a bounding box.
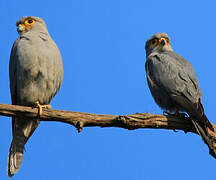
[191,119,216,159]
[7,172,14,178]
[209,148,216,159]
[208,123,214,132]
[203,113,214,132]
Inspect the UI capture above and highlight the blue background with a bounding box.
[1,0,216,179]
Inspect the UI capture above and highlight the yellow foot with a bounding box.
[35,101,51,116]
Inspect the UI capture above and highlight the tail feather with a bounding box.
[201,113,214,132]
[191,118,216,158]
[195,101,214,132]
[7,143,24,177]
[7,118,39,177]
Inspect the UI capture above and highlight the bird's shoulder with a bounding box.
[146,50,201,99]
[14,31,60,59]
[163,51,200,88]
[146,51,197,77]
[146,51,180,76]
[147,51,190,65]
[162,51,194,67]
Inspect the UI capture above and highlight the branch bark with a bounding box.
[0,103,216,159]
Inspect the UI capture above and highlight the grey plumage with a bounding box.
[8,16,63,177]
[145,33,215,157]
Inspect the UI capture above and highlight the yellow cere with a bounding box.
[18,24,26,31]
[159,37,170,45]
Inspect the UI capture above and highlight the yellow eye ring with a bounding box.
[151,39,158,46]
[166,38,170,44]
[24,19,36,26]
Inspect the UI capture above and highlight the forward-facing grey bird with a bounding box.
[145,33,215,157]
[8,16,63,177]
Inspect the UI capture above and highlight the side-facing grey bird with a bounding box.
[8,16,63,177]
[145,33,215,157]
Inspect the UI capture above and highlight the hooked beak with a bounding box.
[17,24,26,33]
[160,38,166,46]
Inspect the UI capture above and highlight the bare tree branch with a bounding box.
[0,103,216,159]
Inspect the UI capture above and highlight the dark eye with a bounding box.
[28,19,33,24]
[151,39,157,46]
[25,19,36,26]
[166,38,170,44]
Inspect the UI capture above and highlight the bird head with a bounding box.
[16,16,48,34]
[145,33,173,57]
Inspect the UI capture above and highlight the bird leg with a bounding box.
[163,110,175,116]
[163,108,178,116]
[35,101,51,117]
[164,109,187,119]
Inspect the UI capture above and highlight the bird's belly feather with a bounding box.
[15,43,62,106]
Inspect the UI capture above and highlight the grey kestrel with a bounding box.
[8,16,63,177]
[145,33,215,157]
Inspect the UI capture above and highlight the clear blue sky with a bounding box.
[1,0,216,179]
